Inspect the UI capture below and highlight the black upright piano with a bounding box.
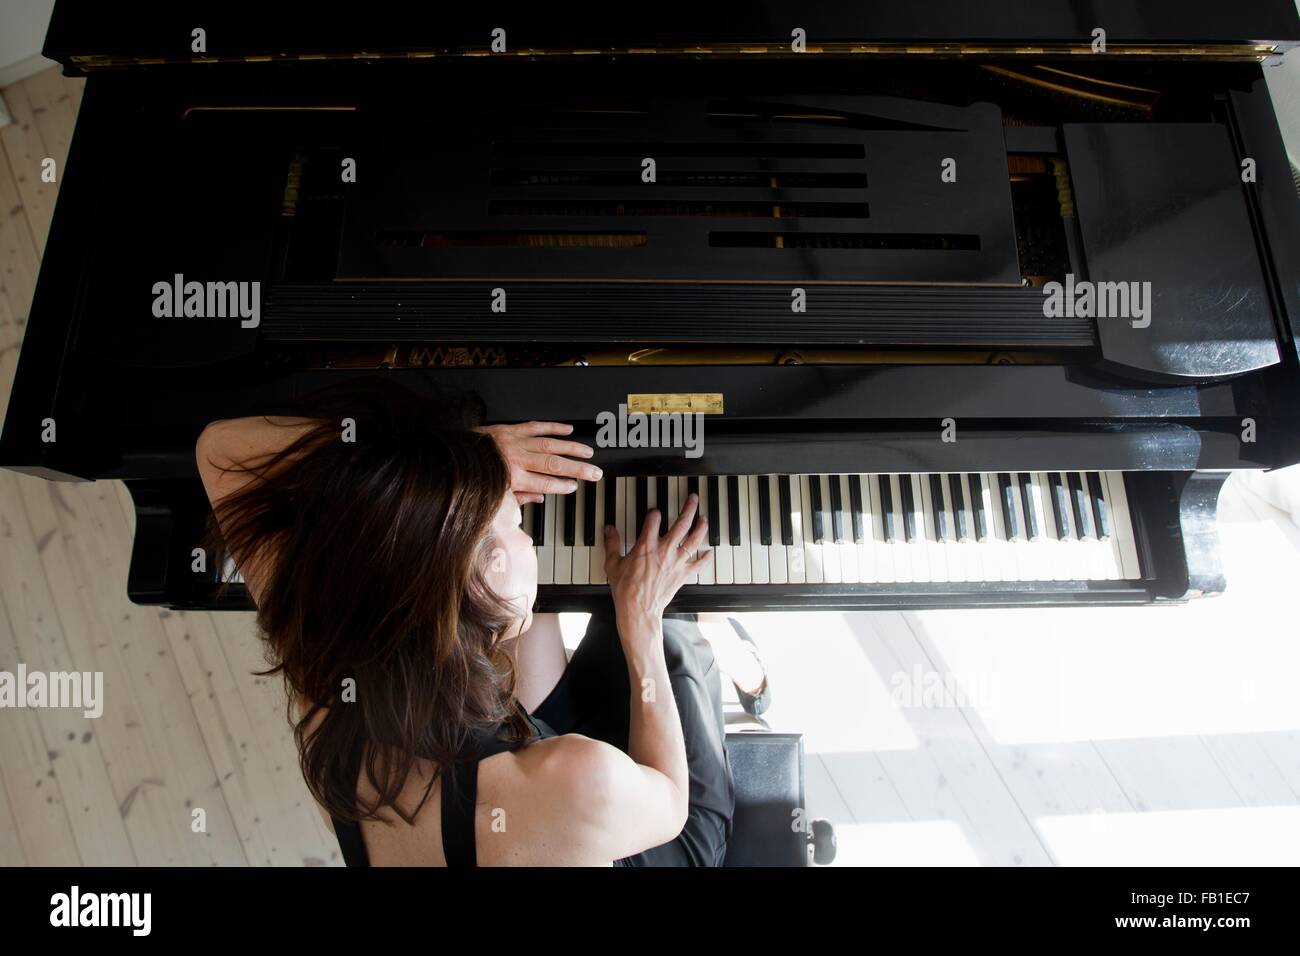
[4,2,1300,611]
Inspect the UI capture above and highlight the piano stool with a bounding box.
[722,730,836,867]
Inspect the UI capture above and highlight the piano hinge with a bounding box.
[281,151,305,217]
[627,393,724,414]
[407,345,507,367]
[1051,157,1074,219]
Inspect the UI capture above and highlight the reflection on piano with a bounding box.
[5,3,1300,612]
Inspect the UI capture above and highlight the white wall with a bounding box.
[0,0,57,87]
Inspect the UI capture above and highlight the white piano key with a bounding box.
[887,474,912,584]
[868,473,889,582]
[1054,471,1085,582]
[956,470,982,582]
[1054,471,1082,570]
[572,481,590,585]
[1007,474,1035,582]
[938,472,965,583]
[905,474,928,583]
[1036,471,1068,583]
[1026,472,1052,581]
[855,475,878,584]
[554,487,573,585]
[591,479,607,585]
[747,475,769,584]
[696,476,717,587]
[1077,472,1112,581]
[983,473,1010,583]
[1085,474,1119,581]
[818,475,842,584]
[1104,471,1142,580]
[787,473,807,584]
[714,476,733,585]
[836,473,859,584]
[799,475,824,584]
[918,471,947,584]
[537,494,556,585]
[768,475,788,585]
[734,476,753,584]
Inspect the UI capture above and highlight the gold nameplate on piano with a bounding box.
[627,393,724,415]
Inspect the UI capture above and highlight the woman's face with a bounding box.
[485,490,539,640]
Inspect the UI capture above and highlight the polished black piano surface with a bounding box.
[4,2,1300,611]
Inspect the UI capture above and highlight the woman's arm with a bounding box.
[195,416,318,604]
[535,497,711,862]
[195,415,598,601]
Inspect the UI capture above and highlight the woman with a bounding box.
[195,379,748,866]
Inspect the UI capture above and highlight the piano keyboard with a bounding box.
[525,472,1141,586]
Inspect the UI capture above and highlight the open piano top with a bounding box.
[4,1,1300,610]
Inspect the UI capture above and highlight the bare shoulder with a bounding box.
[510,733,623,803]
[476,733,630,864]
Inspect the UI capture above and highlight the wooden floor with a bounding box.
[1,66,1298,867]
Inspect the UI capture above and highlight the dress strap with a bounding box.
[441,719,545,867]
[439,756,479,868]
[332,733,371,867]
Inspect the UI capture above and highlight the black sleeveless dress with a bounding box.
[331,712,558,868]
[331,611,735,866]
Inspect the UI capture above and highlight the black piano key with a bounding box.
[1018,472,1038,541]
[727,475,741,547]
[948,473,967,542]
[562,490,576,547]
[656,476,669,535]
[967,473,987,542]
[1048,472,1071,539]
[828,475,844,543]
[707,475,721,547]
[583,480,597,546]
[881,476,896,543]
[757,475,772,545]
[532,497,547,546]
[1069,472,1093,540]
[929,473,948,542]
[900,476,917,543]
[809,475,825,544]
[849,475,865,544]
[688,475,700,500]
[779,476,794,546]
[520,502,533,540]
[1087,472,1112,540]
[635,477,648,534]
[603,477,617,530]
[998,474,1019,540]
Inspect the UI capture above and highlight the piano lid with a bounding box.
[43,1,1300,71]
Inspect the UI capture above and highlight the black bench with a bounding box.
[722,731,836,867]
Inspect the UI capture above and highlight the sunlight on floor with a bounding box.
[1037,805,1300,866]
[826,819,981,867]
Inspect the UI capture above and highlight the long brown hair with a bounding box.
[201,378,532,824]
